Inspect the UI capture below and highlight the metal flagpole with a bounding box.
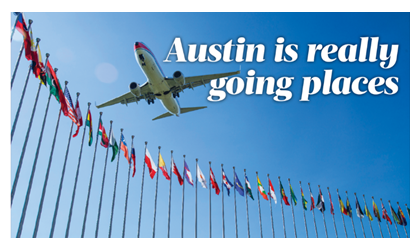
[95,120,113,238]
[195,158,198,238]
[209,161,212,238]
[107,128,122,238]
[167,150,173,238]
[15,79,54,238]
[268,175,275,238]
[221,164,225,238]
[122,135,134,238]
[278,176,286,238]
[244,169,250,238]
[388,200,400,238]
[181,155,186,238]
[380,198,392,238]
[256,172,263,238]
[288,179,297,238]
[11,13,20,43]
[11,37,41,142]
[327,187,338,238]
[354,193,366,238]
[50,100,91,238]
[11,19,33,89]
[233,166,238,238]
[318,185,328,238]
[346,191,357,238]
[308,183,317,238]
[363,195,374,238]
[80,112,102,238]
[137,141,147,238]
[373,196,383,238]
[300,181,308,238]
[401,203,409,238]
[152,146,161,238]
[337,189,348,238]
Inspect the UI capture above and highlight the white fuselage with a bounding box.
[134,43,180,116]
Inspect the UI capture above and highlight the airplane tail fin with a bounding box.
[152,106,207,121]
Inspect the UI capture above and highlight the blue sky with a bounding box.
[9,12,409,239]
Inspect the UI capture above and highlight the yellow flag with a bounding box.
[158,152,166,168]
[365,205,373,221]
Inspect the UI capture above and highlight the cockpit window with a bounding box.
[139,54,145,61]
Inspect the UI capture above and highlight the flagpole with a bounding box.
[233,166,238,238]
[300,181,308,238]
[195,158,198,238]
[404,203,409,238]
[278,176,286,238]
[354,193,366,238]
[397,202,408,238]
[308,183,318,238]
[107,128,122,238]
[181,155,186,238]
[256,172,263,238]
[372,197,383,238]
[221,164,225,238]
[95,120,113,238]
[388,200,400,238]
[268,175,275,238]
[318,185,328,238]
[288,179,297,238]
[167,150,173,238]
[244,169,250,238]
[11,37,41,142]
[122,135,134,238]
[346,191,357,238]
[363,195,374,238]
[16,78,53,238]
[209,161,212,238]
[152,146,161,238]
[336,189,348,238]
[11,19,33,89]
[137,141,147,238]
[50,100,91,238]
[327,187,338,238]
[80,112,102,238]
[11,13,20,43]
[380,198,392,238]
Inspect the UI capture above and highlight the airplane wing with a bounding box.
[165,70,240,92]
[96,82,152,109]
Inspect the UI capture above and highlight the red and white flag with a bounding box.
[310,192,315,211]
[73,100,83,137]
[172,157,184,185]
[210,167,220,195]
[268,178,277,204]
[145,147,157,179]
[131,143,136,177]
[196,163,207,188]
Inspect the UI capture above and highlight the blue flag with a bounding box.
[184,160,194,186]
[234,171,244,196]
[222,168,233,196]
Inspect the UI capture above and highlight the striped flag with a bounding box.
[328,191,335,215]
[158,152,170,180]
[279,180,290,206]
[86,110,92,146]
[63,87,77,124]
[131,143,136,177]
[245,176,254,200]
[73,100,83,137]
[381,202,392,225]
[268,178,277,204]
[338,194,348,215]
[98,119,109,148]
[145,147,157,179]
[310,192,315,211]
[257,176,268,200]
[120,134,131,164]
[398,205,407,226]
[184,160,194,186]
[316,189,325,213]
[171,156,183,185]
[301,188,308,210]
[222,168,233,196]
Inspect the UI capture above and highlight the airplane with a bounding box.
[96,42,240,120]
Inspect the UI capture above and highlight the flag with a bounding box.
[98,119,109,148]
[222,169,233,196]
[372,199,381,222]
[234,171,244,196]
[398,205,407,226]
[279,180,290,206]
[172,157,183,185]
[365,204,373,221]
[328,191,335,215]
[196,163,207,188]
[355,196,364,218]
[131,143,136,177]
[145,147,157,179]
[86,110,92,146]
[184,160,194,186]
[210,167,220,195]
[109,130,118,162]
[310,192,315,211]
[338,194,348,215]
[316,189,325,213]
[73,100,83,137]
[158,152,170,180]
[391,206,402,225]
[257,176,268,201]
[120,134,131,164]
[301,188,308,211]
[346,198,353,218]
[381,202,392,225]
[245,176,254,200]
[35,44,46,83]
[268,178,277,204]
[289,183,297,206]
[63,87,78,124]
[15,13,38,64]
[407,207,410,219]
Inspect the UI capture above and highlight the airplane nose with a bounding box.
[134,42,140,50]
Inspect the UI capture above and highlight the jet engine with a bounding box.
[173,71,185,86]
[129,82,141,96]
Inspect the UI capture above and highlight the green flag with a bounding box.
[109,130,118,162]
[407,206,410,218]
[245,176,254,200]
[46,60,60,102]
[290,183,297,206]
[86,110,93,146]
[391,206,402,225]
[301,188,308,210]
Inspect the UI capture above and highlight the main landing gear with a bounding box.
[147,99,155,105]
[172,92,180,98]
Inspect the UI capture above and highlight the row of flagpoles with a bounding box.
[10,13,409,238]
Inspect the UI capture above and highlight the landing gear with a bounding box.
[148,99,155,105]
[172,92,180,98]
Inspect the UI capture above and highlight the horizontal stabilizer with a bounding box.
[152,106,207,121]
[152,112,173,121]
